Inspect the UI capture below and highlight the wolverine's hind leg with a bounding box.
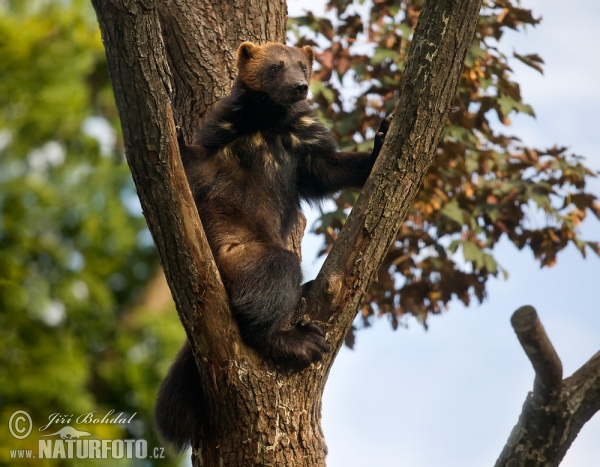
[216,240,329,367]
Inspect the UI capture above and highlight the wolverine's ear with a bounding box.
[237,42,258,69]
[301,45,314,65]
[301,45,314,79]
[236,42,263,91]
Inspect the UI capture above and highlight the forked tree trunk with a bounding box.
[91,0,482,465]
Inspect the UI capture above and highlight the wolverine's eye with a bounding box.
[299,62,308,76]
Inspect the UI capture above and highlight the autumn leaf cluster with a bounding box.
[289,0,599,329]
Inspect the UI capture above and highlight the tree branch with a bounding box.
[496,306,600,466]
[305,0,484,361]
[91,0,237,364]
[511,305,563,403]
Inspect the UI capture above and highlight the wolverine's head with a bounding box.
[235,41,314,105]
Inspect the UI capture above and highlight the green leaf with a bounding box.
[497,95,516,117]
[448,240,461,253]
[462,240,483,267]
[398,23,413,39]
[497,95,536,118]
[480,77,493,91]
[372,47,397,65]
[448,240,461,254]
[443,125,479,144]
[465,40,486,67]
[482,253,498,273]
[441,199,466,225]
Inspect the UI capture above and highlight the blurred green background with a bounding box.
[0,1,184,464]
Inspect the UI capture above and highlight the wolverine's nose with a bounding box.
[294,82,308,96]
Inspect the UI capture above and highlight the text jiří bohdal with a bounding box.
[39,410,137,432]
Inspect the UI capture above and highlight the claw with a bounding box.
[372,115,392,158]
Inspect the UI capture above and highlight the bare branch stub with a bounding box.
[497,308,600,466]
[511,305,563,403]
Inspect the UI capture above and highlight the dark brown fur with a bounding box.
[155,42,390,452]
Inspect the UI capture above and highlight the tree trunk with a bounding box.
[90,0,482,465]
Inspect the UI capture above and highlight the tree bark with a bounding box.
[91,0,482,465]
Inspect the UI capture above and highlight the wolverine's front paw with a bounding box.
[372,115,393,157]
[269,319,330,368]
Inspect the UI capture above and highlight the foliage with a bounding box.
[288,0,600,330]
[0,1,183,464]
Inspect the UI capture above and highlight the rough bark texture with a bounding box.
[495,307,600,466]
[91,0,483,465]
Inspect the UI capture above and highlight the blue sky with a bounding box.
[288,0,600,465]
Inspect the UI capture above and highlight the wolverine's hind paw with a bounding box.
[269,320,330,368]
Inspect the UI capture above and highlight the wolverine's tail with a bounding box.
[154,340,203,453]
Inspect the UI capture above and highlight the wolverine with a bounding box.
[155,41,390,452]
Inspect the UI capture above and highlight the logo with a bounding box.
[41,426,91,440]
[8,411,33,439]
[7,409,166,460]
